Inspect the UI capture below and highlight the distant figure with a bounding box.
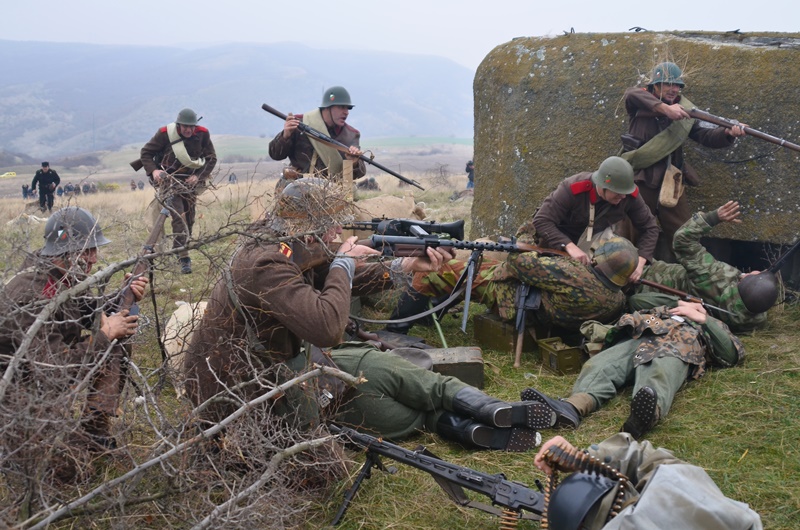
[31,162,60,213]
[56,186,63,197]
[355,177,380,191]
[268,86,365,190]
[82,182,90,195]
[137,180,145,190]
[90,182,98,194]
[22,184,29,199]
[465,160,475,189]
[64,182,74,196]
[130,179,137,191]
[228,172,238,184]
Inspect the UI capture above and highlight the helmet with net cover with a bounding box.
[273,177,354,234]
[591,156,636,195]
[592,236,639,287]
[738,271,779,314]
[41,207,111,256]
[320,86,354,109]
[648,62,685,87]
[546,472,617,530]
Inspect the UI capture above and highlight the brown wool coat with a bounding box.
[268,114,366,179]
[183,233,392,419]
[139,125,217,183]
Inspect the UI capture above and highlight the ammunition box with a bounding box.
[472,313,543,362]
[537,337,587,375]
[426,347,485,389]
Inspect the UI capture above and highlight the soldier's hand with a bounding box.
[717,201,742,223]
[283,113,300,139]
[726,123,748,137]
[670,301,707,324]
[345,145,363,161]
[339,236,380,264]
[534,435,575,475]
[659,103,691,120]
[401,246,455,273]
[186,175,199,187]
[124,273,149,302]
[152,170,166,185]
[101,310,139,341]
[628,257,647,284]
[565,242,590,266]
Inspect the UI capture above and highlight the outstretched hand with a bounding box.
[717,201,742,223]
[534,435,575,475]
[401,246,456,273]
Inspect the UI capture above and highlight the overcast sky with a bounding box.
[5,0,797,70]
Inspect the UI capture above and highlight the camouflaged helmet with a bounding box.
[41,207,111,256]
[547,472,616,530]
[592,236,639,287]
[738,272,779,314]
[591,156,636,195]
[320,86,354,109]
[175,108,199,126]
[648,62,685,87]
[273,177,353,233]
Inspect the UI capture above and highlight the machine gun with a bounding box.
[329,424,544,526]
[343,218,465,240]
[261,103,424,190]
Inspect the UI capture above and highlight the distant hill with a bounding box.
[0,40,475,159]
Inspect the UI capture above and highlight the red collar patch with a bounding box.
[279,242,293,258]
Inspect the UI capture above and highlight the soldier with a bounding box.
[534,434,763,530]
[136,108,217,274]
[521,295,744,440]
[268,86,366,190]
[30,162,60,213]
[637,201,780,332]
[518,156,658,283]
[411,236,640,331]
[0,207,147,451]
[621,62,747,261]
[184,178,554,452]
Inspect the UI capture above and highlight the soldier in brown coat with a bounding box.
[184,179,555,451]
[268,86,366,190]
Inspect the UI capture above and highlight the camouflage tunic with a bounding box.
[413,251,626,330]
[639,211,766,331]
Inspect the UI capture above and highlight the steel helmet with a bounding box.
[592,236,639,287]
[591,156,636,195]
[738,271,779,314]
[547,472,617,530]
[320,86,354,109]
[274,177,353,233]
[41,207,111,256]
[175,108,199,126]
[648,62,685,87]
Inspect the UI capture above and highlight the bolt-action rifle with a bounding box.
[636,278,733,316]
[687,108,800,153]
[260,103,424,190]
[329,424,544,526]
[343,218,465,240]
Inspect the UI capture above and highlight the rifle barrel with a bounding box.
[688,108,800,153]
[261,104,425,189]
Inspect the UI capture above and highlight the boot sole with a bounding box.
[520,388,580,429]
[470,425,541,452]
[492,401,557,430]
[622,387,658,440]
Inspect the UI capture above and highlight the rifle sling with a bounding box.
[621,96,696,171]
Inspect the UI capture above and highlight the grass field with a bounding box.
[0,170,797,529]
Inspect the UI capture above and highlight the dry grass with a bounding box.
[1,169,797,530]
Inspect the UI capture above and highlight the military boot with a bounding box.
[452,387,556,430]
[385,288,434,335]
[80,408,118,451]
[621,386,659,440]
[520,387,582,429]
[435,412,540,452]
[179,257,193,274]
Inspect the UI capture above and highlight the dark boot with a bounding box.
[452,387,556,430]
[622,386,658,440]
[520,387,582,429]
[81,408,118,451]
[435,412,539,452]
[179,257,192,274]
[385,288,434,334]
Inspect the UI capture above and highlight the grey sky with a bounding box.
[5,0,798,70]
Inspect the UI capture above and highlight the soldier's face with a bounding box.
[328,105,350,127]
[652,83,682,104]
[178,124,197,138]
[598,187,625,205]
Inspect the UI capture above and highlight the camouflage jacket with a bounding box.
[608,305,745,380]
[640,210,767,331]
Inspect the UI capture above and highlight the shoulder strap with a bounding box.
[166,123,206,170]
[621,96,697,170]
[303,110,343,176]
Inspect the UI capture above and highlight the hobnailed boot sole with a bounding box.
[491,401,557,430]
[520,388,581,429]
[468,424,541,452]
[622,387,658,440]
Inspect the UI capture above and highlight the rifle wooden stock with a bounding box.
[636,278,702,303]
[261,103,425,190]
[688,108,800,153]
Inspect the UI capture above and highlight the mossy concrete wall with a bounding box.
[471,32,800,244]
